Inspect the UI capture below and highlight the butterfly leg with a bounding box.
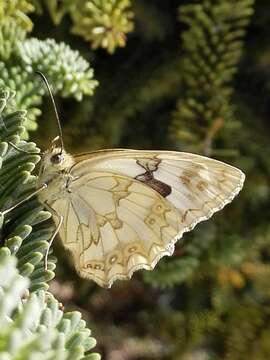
[43,201,63,270]
[7,141,41,155]
[0,184,47,246]
[2,183,48,215]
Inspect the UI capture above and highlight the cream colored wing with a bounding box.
[50,172,182,288]
[51,150,244,288]
[72,150,245,229]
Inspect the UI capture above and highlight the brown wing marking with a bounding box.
[135,157,172,198]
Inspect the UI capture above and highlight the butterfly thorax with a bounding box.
[37,147,75,203]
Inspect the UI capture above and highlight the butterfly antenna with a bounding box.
[35,71,64,153]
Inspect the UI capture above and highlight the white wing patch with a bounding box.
[49,150,244,288]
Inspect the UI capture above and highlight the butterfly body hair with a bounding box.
[38,147,75,202]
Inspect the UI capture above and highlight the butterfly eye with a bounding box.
[51,154,63,164]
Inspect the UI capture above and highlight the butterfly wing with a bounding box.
[50,171,182,288]
[72,150,245,229]
[51,150,245,288]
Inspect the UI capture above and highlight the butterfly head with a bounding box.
[38,139,75,184]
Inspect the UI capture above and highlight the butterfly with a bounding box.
[5,73,245,288]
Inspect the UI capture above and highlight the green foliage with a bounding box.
[0,2,98,137]
[0,0,34,31]
[0,247,100,360]
[144,223,217,288]
[34,0,134,54]
[0,19,26,60]
[170,0,254,155]
[0,0,33,60]
[0,88,55,291]
[18,39,98,100]
[0,64,43,133]
[71,0,134,54]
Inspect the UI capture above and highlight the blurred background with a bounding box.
[1,0,270,359]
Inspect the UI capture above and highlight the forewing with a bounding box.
[72,150,245,230]
[51,172,182,288]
